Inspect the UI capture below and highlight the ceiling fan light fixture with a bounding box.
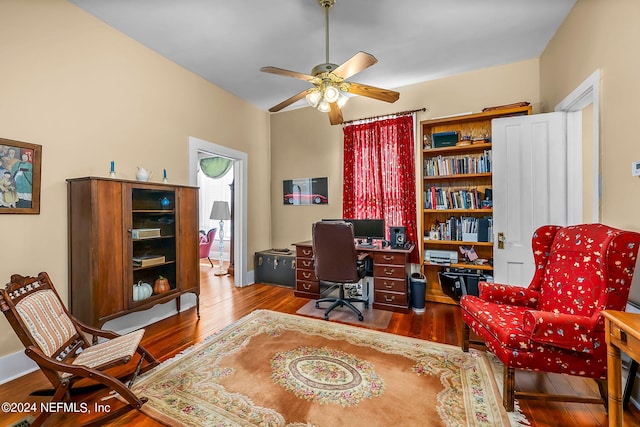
[306,90,322,108]
[317,100,331,113]
[323,84,340,103]
[337,92,349,108]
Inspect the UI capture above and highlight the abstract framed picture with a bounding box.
[283,177,328,205]
[0,138,42,214]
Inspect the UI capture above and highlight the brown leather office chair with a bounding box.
[312,221,369,321]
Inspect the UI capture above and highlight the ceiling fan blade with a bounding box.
[333,51,378,80]
[268,89,313,112]
[328,102,343,125]
[347,82,400,103]
[260,66,315,82]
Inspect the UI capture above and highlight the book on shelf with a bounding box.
[133,255,166,267]
[132,228,161,239]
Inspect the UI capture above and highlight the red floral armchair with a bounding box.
[461,223,640,411]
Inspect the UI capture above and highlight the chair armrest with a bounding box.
[75,320,120,341]
[478,282,540,308]
[522,310,598,353]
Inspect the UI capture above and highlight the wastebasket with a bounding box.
[410,272,427,313]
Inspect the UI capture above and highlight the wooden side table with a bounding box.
[602,310,640,427]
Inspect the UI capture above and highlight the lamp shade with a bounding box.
[210,200,230,220]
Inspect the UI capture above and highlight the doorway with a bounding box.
[198,156,233,271]
[555,69,600,224]
[189,137,248,287]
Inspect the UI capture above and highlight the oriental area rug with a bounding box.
[124,310,529,427]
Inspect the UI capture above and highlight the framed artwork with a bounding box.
[283,177,328,205]
[0,138,42,214]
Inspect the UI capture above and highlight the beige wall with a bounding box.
[270,59,541,248]
[540,0,640,230]
[0,0,271,358]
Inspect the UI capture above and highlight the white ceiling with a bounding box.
[69,0,576,112]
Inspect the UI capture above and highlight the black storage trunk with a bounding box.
[254,249,296,288]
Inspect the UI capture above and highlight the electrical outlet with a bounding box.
[633,160,640,177]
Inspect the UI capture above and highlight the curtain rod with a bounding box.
[342,107,427,126]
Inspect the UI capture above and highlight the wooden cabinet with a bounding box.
[67,177,200,327]
[294,244,319,298]
[420,106,531,304]
[372,252,409,312]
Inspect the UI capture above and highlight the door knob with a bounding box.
[497,232,506,249]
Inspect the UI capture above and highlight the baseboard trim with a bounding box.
[0,351,38,385]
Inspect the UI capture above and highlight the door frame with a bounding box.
[555,69,600,224]
[188,137,249,287]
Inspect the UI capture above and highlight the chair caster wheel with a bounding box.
[324,316,329,321]
[315,303,320,309]
[364,303,369,309]
[358,315,364,321]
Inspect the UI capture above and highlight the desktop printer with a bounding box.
[424,249,458,265]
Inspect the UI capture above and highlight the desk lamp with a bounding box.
[209,200,231,276]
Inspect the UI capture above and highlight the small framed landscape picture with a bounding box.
[283,177,328,205]
[0,138,42,214]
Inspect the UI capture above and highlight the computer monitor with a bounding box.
[347,219,385,243]
[320,218,385,244]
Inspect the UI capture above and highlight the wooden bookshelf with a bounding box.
[420,106,531,304]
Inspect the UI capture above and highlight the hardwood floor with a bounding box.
[1,263,639,426]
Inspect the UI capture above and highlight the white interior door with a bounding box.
[492,112,567,286]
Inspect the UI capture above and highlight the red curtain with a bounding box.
[343,115,418,263]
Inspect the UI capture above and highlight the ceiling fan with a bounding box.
[260,0,400,125]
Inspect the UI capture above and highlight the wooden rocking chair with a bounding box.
[0,272,160,426]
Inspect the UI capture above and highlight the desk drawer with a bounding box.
[297,258,315,270]
[296,280,319,294]
[297,269,317,282]
[373,252,405,266]
[374,277,406,293]
[374,290,408,306]
[610,324,640,360]
[374,264,405,280]
[296,246,314,258]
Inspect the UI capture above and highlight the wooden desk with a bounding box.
[293,240,415,313]
[602,310,640,427]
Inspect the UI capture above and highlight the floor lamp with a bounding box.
[209,200,230,276]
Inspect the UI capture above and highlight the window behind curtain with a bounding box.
[343,114,418,263]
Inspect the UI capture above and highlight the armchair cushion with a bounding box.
[477,282,540,308]
[522,310,599,353]
[68,329,146,376]
[16,289,76,357]
[461,295,534,351]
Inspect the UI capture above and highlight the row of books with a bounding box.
[424,186,490,210]
[429,216,493,242]
[423,150,492,177]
